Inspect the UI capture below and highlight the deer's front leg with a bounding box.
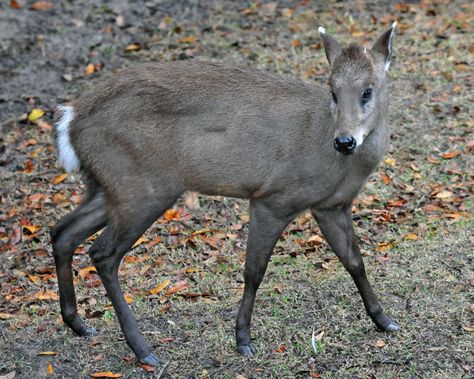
[235,200,294,355]
[312,206,400,332]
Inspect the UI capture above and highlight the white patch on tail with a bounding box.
[55,105,80,172]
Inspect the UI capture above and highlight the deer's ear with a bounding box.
[319,27,342,66]
[372,22,397,72]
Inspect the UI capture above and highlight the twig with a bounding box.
[156,360,170,379]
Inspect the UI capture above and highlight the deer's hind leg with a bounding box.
[52,186,107,336]
[87,183,182,366]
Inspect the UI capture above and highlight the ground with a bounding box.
[0,0,473,378]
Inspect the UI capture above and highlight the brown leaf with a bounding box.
[31,1,54,11]
[160,303,171,312]
[178,35,198,44]
[30,290,59,301]
[381,173,391,185]
[52,173,68,185]
[132,236,148,248]
[404,233,418,241]
[435,190,453,199]
[89,372,122,378]
[146,236,163,248]
[125,43,141,52]
[123,293,134,304]
[149,279,170,295]
[375,339,386,348]
[37,351,58,356]
[376,242,394,253]
[375,255,391,264]
[139,364,155,372]
[23,224,40,234]
[440,150,462,159]
[10,0,21,9]
[163,208,180,221]
[462,324,474,332]
[275,344,286,353]
[165,280,188,296]
[291,39,301,47]
[306,235,324,246]
[78,266,97,278]
[0,313,15,320]
[47,363,53,375]
[84,63,95,75]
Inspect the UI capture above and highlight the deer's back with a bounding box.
[69,62,334,199]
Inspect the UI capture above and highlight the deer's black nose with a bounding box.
[334,136,356,154]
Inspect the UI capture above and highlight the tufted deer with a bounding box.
[52,23,399,365]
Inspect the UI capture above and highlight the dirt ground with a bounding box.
[0,0,473,378]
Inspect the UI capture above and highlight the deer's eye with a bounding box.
[361,88,372,104]
[331,91,337,104]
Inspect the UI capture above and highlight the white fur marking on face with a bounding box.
[318,26,326,35]
[56,105,80,172]
[353,128,367,147]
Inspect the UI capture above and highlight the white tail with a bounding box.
[55,105,80,172]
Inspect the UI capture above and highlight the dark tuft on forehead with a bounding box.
[330,43,375,87]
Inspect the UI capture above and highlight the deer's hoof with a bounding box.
[80,326,98,337]
[140,352,160,366]
[384,321,401,332]
[237,343,256,356]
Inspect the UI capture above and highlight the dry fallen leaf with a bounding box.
[132,236,148,248]
[163,208,180,221]
[149,279,170,295]
[30,290,59,301]
[78,266,97,278]
[28,108,45,122]
[89,372,122,378]
[52,173,68,185]
[47,362,53,375]
[84,63,95,75]
[291,39,302,47]
[10,0,21,9]
[139,363,155,372]
[440,150,462,159]
[435,190,453,199]
[381,173,391,185]
[125,43,141,52]
[178,35,198,44]
[23,224,40,234]
[165,280,188,296]
[123,293,134,304]
[275,344,286,353]
[31,1,54,11]
[375,339,386,348]
[404,233,418,240]
[37,351,58,356]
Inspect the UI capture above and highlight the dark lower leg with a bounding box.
[235,201,293,355]
[313,207,400,332]
[52,194,106,336]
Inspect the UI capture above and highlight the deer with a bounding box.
[51,23,399,366]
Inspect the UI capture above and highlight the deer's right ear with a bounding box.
[372,22,397,72]
[319,27,342,66]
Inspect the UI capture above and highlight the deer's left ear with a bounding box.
[371,22,397,71]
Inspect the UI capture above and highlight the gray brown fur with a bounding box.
[52,24,399,365]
